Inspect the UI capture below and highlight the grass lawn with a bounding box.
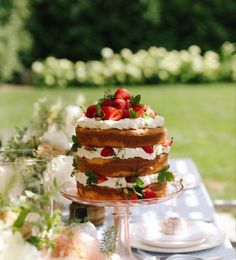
[0,83,235,200]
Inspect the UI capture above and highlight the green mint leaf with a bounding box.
[158,165,174,182]
[132,177,145,197]
[104,89,114,99]
[72,157,77,167]
[166,171,174,182]
[98,98,105,104]
[95,103,103,117]
[157,172,165,182]
[129,108,139,119]
[72,135,77,143]
[71,135,81,151]
[71,143,78,152]
[130,95,141,105]
[135,178,144,188]
[85,172,98,185]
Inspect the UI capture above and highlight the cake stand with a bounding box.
[61,180,183,260]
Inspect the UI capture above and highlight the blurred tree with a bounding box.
[28,0,160,61]
[0,0,31,82]
[157,0,236,50]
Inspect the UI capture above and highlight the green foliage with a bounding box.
[85,172,98,186]
[12,191,62,249]
[31,42,236,87]
[133,178,145,197]
[130,95,141,105]
[0,0,32,82]
[100,225,118,255]
[28,0,236,63]
[157,165,174,183]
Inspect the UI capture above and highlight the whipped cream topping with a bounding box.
[75,172,160,189]
[77,145,170,160]
[77,115,164,130]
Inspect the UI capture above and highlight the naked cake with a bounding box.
[72,88,174,200]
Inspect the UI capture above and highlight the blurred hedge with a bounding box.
[28,0,236,62]
[32,42,236,87]
[1,0,236,83]
[0,0,31,82]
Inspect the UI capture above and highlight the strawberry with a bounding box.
[102,99,113,107]
[122,109,130,119]
[130,194,138,201]
[100,147,115,157]
[113,98,126,110]
[142,145,154,154]
[84,146,94,151]
[114,87,131,100]
[143,188,157,199]
[97,175,108,183]
[85,105,97,118]
[163,137,174,147]
[133,105,144,117]
[102,106,122,120]
[126,100,132,109]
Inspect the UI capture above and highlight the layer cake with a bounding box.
[72,88,174,200]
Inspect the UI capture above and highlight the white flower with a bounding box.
[50,155,73,205]
[101,47,114,59]
[64,105,83,138]
[41,131,70,152]
[0,228,41,260]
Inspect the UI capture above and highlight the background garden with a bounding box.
[0,0,235,200]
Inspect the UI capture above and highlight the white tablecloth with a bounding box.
[102,158,235,260]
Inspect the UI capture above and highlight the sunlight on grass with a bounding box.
[0,83,235,199]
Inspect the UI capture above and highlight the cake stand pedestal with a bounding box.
[61,180,183,260]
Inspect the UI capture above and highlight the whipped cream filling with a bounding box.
[75,172,160,189]
[77,145,170,160]
[77,115,164,130]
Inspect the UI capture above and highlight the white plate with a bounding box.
[134,220,206,249]
[131,221,226,253]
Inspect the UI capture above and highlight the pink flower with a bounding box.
[51,226,104,260]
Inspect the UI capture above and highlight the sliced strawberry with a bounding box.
[102,106,122,121]
[102,99,113,107]
[142,145,154,154]
[97,175,108,183]
[130,194,138,201]
[113,98,126,110]
[114,88,131,100]
[100,147,115,157]
[84,146,94,151]
[85,105,97,118]
[133,105,144,117]
[143,188,157,199]
[122,109,131,119]
[163,137,174,147]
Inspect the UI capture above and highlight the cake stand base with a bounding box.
[112,206,137,260]
[61,179,183,260]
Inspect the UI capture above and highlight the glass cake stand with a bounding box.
[61,179,184,260]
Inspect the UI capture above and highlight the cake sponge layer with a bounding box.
[76,153,168,177]
[76,126,167,148]
[77,182,167,200]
